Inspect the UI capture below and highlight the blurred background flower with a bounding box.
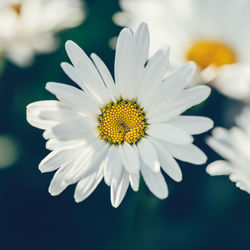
[114,0,250,101]
[0,0,250,250]
[0,0,85,67]
[207,107,250,193]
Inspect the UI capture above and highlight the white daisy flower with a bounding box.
[114,0,250,101]
[0,0,85,67]
[207,107,250,193]
[26,23,213,208]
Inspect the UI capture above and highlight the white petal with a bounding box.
[129,172,140,191]
[90,53,118,101]
[74,168,103,203]
[163,143,207,165]
[48,165,71,196]
[65,40,111,104]
[45,139,84,151]
[147,123,193,145]
[111,170,129,208]
[206,160,232,176]
[176,86,211,110]
[115,24,150,99]
[51,117,96,141]
[39,147,81,173]
[162,62,196,93]
[149,137,182,182]
[148,86,211,123]
[141,162,168,199]
[66,141,108,184]
[168,116,214,135]
[26,100,64,130]
[61,62,81,85]
[45,82,99,114]
[138,46,169,105]
[39,108,82,124]
[104,146,123,186]
[137,137,160,172]
[206,136,236,161]
[119,143,140,174]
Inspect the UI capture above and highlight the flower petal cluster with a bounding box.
[27,23,213,207]
[207,107,250,194]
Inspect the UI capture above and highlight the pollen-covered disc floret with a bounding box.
[98,99,147,145]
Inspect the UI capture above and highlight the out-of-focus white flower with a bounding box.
[26,23,213,207]
[114,0,250,101]
[207,107,250,194]
[0,0,85,67]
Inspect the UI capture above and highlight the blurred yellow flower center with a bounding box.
[11,3,22,16]
[98,99,147,145]
[186,40,237,69]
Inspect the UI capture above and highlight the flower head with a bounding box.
[207,107,250,194]
[27,23,213,207]
[0,0,85,67]
[114,0,250,101]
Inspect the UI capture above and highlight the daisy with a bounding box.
[27,23,213,207]
[114,0,250,101]
[0,0,85,67]
[207,107,250,193]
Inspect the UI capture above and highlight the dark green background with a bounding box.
[0,0,249,249]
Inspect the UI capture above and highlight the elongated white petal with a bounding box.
[149,137,182,182]
[74,168,103,203]
[111,170,129,208]
[61,62,81,85]
[39,147,81,173]
[137,137,160,172]
[115,24,150,99]
[138,46,169,105]
[39,109,82,124]
[65,40,111,104]
[206,160,232,176]
[163,62,196,93]
[141,162,168,199]
[129,172,140,191]
[51,117,96,141]
[90,53,118,101]
[163,143,207,165]
[104,146,123,186]
[48,165,71,196]
[45,139,84,151]
[119,142,140,174]
[147,123,193,145]
[66,141,108,184]
[168,116,214,135]
[46,82,99,114]
[175,86,211,110]
[206,136,237,161]
[148,86,211,122]
[26,100,66,129]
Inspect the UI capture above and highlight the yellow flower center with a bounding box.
[186,40,237,69]
[10,3,22,16]
[98,99,147,145]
